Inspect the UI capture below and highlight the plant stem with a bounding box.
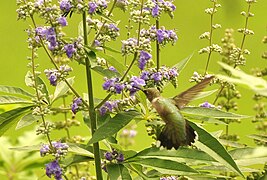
[155,1,160,71]
[204,1,216,75]
[82,12,103,180]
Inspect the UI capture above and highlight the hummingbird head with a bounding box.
[143,88,161,102]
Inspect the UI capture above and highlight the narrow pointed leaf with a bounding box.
[0,95,33,105]
[92,66,121,78]
[126,147,216,164]
[63,155,94,167]
[0,85,33,98]
[16,113,40,130]
[173,53,193,72]
[52,77,75,102]
[88,111,140,144]
[107,164,132,180]
[181,107,248,119]
[103,46,121,54]
[131,158,198,175]
[0,106,33,136]
[188,122,244,177]
[67,143,94,157]
[36,76,50,104]
[248,134,267,143]
[96,51,126,75]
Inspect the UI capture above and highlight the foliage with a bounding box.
[0,0,266,179]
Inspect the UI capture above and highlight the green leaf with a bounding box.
[0,95,33,105]
[181,107,249,119]
[92,66,121,78]
[188,122,244,177]
[68,143,94,157]
[0,85,33,98]
[217,62,267,96]
[88,110,140,144]
[248,134,267,143]
[103,46,121,54]
[36,76,50,104]
[96,51,126,75]
[229,147,267,166]
[63,155,94,167]
[0,106,33,136]
[16,113,40,130]
[126,147,216,164]
[131,158,198,175]
[107,164,132,180]
[52,77,75,102]
[96,11,116,23]
[173,53,193,73]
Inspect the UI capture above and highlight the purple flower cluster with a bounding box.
[64,44,76,58]
[44,65,72,86]
[103,77,125,94]
[126,76,146,96]
[59,0,73,12]
[104,149,124,163]
[40,141,69,158]
[99,100,119,116]
[138,51,152,70]
[145,0,176,18]
[121,38,138,55]
[140,26,178,46]
[140,66,178,86]
[199,101,215,108]
[35,27,58,50]
[71,97,83,114]
[160,176,177,180]
[57,17,68,27]
[46,160,63,180]
[88,0,109,15]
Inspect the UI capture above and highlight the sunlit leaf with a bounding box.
[217,62,267,96]
[36,76,50,104]
[181,107,248,119]
[173,53,193,73]
[0,85,33,98]
[126,147,216,164]
[88,110,141,144]
[0,106,33,136]
[63,155,94,167]
[189,122,244,177]
[131,158,199,175]
[92,66,121,78]
[103,46,121,54]
[52,77,75,102]
[0,95,33,105]
[107,164,132,180]
[16,113,40,130]
[96,51,126,75]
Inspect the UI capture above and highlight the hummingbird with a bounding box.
[143,76,214,149]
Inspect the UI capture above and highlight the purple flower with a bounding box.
[102,78,116,90]
[104,152,113,161]
[138,51,152,70]
[108,66,117,72]
[60,0,72,12]
[199,101,214,108]
[140,71,150,80]
[114,83,124,94]
[49,73,58,86]
[168,67,178,77]
[57,17,68,27]
[40,144,50,157]
[94,40,101,47]
[99,100,118,116]
[152,72,162,82]
[109,24,119,32]
[34,0,44,7]
[88,2,98,14]
[45,160,63,180]
[64,44,76,58]
[130,76,146,88]
[116,153,124,162]
[165,1,176,11]
[152,5,160,17]
[71,97,83,114]
[156,29,167,43]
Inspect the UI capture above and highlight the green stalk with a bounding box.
[82,12,103,180]
[155,0,160,71]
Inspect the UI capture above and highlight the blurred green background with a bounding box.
[0,0,266,179]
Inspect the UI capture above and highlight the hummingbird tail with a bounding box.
[158,120,196,150]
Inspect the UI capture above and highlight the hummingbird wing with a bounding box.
[172,76,214,109]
